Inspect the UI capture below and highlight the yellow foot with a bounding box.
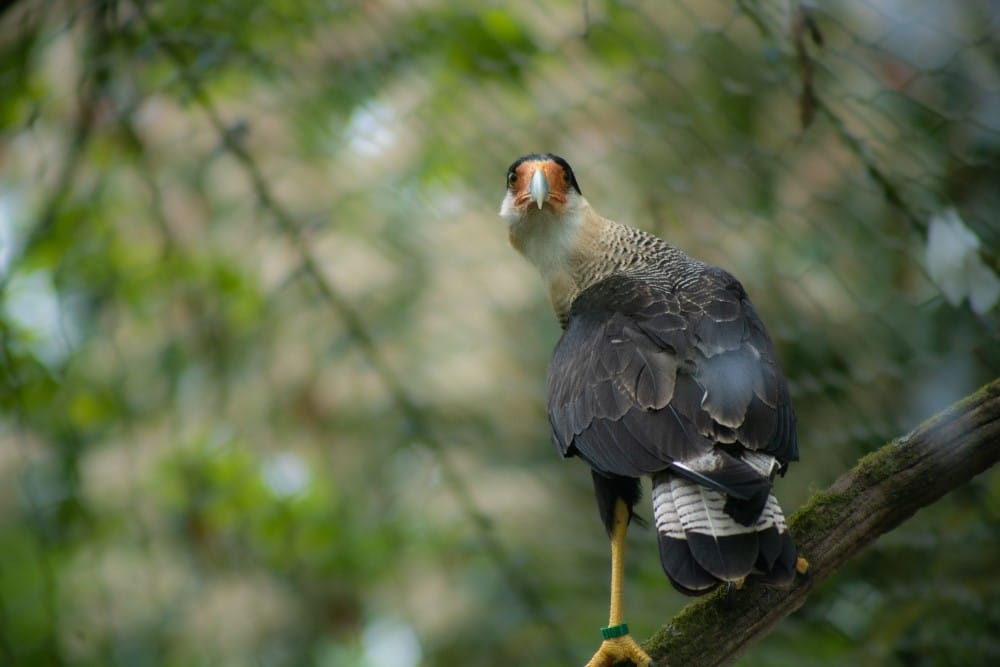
[583,634,653,667]
[796,556,810,575]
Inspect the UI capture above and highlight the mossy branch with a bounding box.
[641,378,1000,666]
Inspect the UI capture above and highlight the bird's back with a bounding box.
[548,226,799,594]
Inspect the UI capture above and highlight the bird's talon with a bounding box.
[796,556,810,574]
[583,634,653,667]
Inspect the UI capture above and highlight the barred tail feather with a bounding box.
[652,472,796,596]
[667,450,772,525]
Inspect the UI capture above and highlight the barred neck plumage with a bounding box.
[509,201,701,327]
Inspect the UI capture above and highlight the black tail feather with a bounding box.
[658,534,721,596]
[687,531,759,581]
[752,528,797,585]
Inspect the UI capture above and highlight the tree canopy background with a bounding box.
[1,1,998,666]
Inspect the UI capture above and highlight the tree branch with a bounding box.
[642,378,1000,666]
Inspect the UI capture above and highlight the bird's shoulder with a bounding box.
[568,258,748,342]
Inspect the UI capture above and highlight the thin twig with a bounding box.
[131,2,574,659]
[816,96,926,234]
[738,1,929,236]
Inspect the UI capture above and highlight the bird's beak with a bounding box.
[530,167,549,210]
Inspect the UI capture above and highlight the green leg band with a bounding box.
[601,623,629,639]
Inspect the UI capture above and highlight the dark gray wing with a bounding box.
[546,270,797,481]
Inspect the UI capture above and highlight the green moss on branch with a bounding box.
[639,378,1000,667]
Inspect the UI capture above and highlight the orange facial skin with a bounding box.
[510,159,571,211]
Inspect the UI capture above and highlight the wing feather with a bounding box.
[547,271,797,479]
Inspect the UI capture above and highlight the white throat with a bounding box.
[502,196,589,281]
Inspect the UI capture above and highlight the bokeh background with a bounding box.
[1,1,999,665]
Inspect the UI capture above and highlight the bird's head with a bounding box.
[499,153,583,221]
[500,153,589,261]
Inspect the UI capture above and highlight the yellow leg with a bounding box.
[583,498,653,667]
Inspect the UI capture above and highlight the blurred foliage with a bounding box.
[0,1,998,666]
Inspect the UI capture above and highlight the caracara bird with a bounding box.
[500,154,806,667]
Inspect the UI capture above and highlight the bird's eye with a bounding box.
[507,171,517,187]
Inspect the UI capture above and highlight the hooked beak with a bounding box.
[529,167,549,210]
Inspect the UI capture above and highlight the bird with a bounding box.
[500,153,807,667]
